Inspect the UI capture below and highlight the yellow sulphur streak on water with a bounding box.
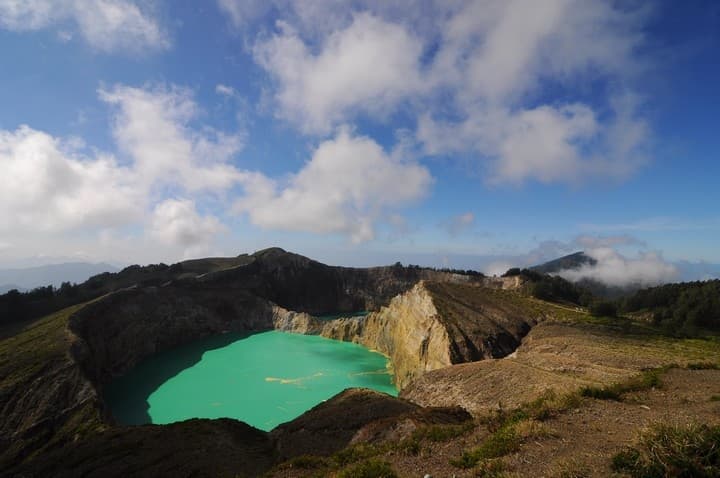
[265,372,324,385]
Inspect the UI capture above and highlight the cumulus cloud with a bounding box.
[0,83,244,257]
[234,128,431,242]
[99,84,244,192]
[0,125,140,232]
[558,247,678,287]
[254,12,425,134]
[0,0,169,53]
[151,199,225,249]
[245,0,650,184]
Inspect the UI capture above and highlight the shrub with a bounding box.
[589,301,617,317]
[451,425,521,468]
[611,423,720,477]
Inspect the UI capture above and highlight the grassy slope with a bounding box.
[0,303,106,466]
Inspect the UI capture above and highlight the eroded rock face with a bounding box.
[321,283,453,388]
[69,286,282,385]
[299,282,541,389]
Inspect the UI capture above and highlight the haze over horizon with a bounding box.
[1,1,719,287]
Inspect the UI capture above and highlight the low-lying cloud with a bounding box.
[558,247,678,287]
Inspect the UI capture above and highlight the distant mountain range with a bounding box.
[0,262,119,292]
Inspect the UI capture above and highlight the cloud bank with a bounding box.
[558,247,679,287]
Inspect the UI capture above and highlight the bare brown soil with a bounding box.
[272,368,720,477]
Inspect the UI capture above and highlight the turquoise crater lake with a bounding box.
[105,331,397,431]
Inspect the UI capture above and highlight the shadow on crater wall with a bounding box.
[104,332,253,425]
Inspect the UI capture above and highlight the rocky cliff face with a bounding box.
[276,281,541,389]
[70,286,282,385]
[321,283,453,389]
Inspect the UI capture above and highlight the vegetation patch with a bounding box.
[282,454,330,470]
[551,459,591,478]
[411,421,476,442]
[451,405,552,470]
[687,361,720,370]
[611,423,720,477]
[337,459,398,478]
[580,368,665,401]
[619,280,720,335]
[450,424,521,469]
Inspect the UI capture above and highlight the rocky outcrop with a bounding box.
[324,283,453,388]
[292,282,543,388]
[270,388,471,461]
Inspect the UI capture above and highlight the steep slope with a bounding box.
[401,307,720,415]
[295,282,543,388]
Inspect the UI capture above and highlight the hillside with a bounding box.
[531,251,596,274]
[1,249,718,477]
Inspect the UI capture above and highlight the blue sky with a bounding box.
[0,0,718,285]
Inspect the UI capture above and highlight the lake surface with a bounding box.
[105,331,396,431]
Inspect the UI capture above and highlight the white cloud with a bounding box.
[234,127,431,242]
[99,84,245,192]
[0,125,140,232]
[151,199,225,250]
[0,0,169,53]
[247,0,650,184]
[217,0,259,27]
[558,247,678,287]
[0,83,244,251]
[215,84,237,97]
[254,12,425,134]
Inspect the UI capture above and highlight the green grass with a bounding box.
[0,302,107,465]
[411,421,476,442]
[0,304,84,388]
[580,368,665,401]
[611,423,720,477]
[451,425,521,468]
